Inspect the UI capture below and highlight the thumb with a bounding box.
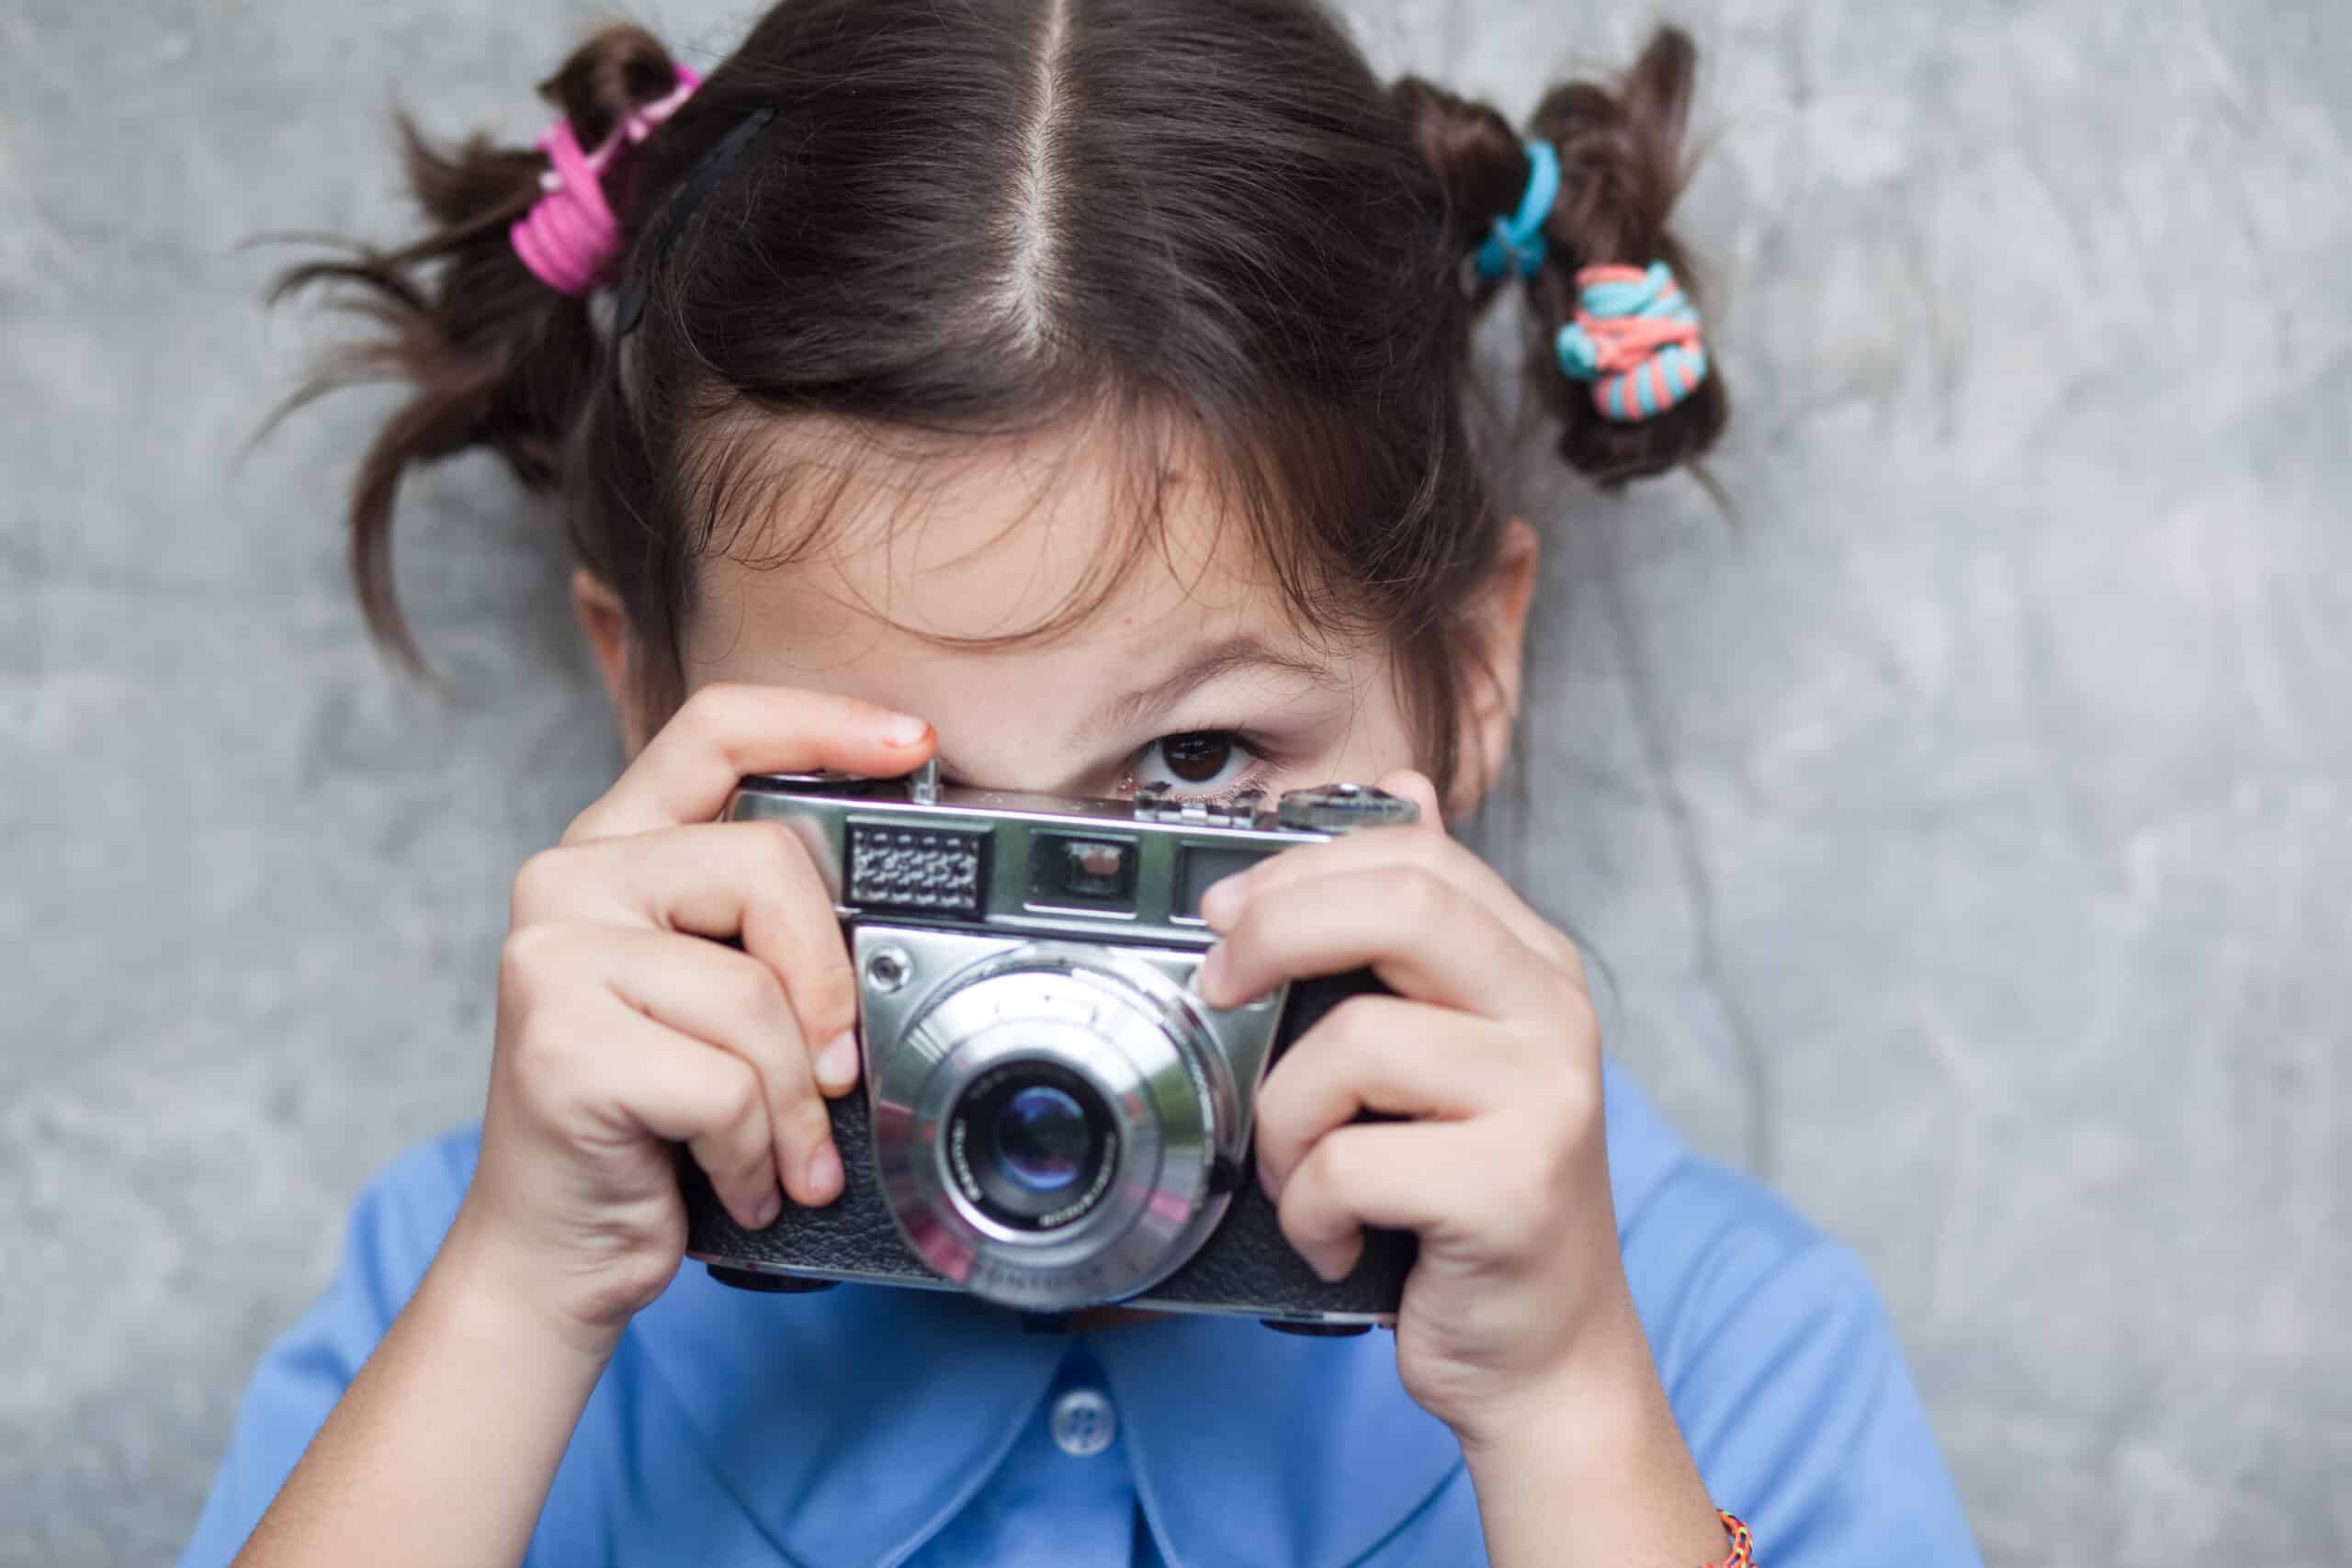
[1374,768,1445,836]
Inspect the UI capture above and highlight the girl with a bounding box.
[187,2,1978,1563]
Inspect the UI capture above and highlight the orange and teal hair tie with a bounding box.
[1555,260,1711,422]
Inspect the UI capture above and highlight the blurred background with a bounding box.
[5,0,2346,1562]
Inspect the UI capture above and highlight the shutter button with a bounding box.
[1047,1386,1117,1458]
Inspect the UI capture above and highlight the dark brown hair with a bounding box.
[274,0,1724,799]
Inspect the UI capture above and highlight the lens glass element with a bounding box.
[947,1060,1118,1232]
[992,1085,1090,1192]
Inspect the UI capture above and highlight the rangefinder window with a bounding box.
[1175,843,1274,920]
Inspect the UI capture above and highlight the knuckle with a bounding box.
[497,922,571,1003]
[744,818,806,876]
[1548,1073,1600,1138]
[555,803,611,847]
[1304,1003,1395,1088]
[728,1121,774,1180]
[788,933,860,1030]
[1397,829,1451,874]
[694,1132,763,1197]
[1233,899,1293,965]
[708,1128,767,1186]
[508,847,573,919]
[762,1048,822,1118]
[725,957,788,1024]
[1386,867,1450,925]
[717,1058,767,1134]
[786,1095,833,1151]
[680,682,744,732]
[1273,1153,1323,1232]
[1297,1132,1355,1206]
[804,964,860,1039]
[506,1007,592,1094]
[1550,985,1601,1053]
[1513,1032,1598,1126]
[1321,994,1386,1054]
[1251,1089,1303,1164]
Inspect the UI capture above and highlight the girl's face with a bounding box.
[576,419,1538,820]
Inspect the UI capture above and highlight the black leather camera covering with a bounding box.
[678,966,1415,1322]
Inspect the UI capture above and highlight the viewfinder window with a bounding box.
[1029,833,1139,911]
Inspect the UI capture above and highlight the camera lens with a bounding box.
[947,1062,1117,1232]
[993,1085,1090,1193]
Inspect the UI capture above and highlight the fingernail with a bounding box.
[1198,874,1245,930]
[816,1030,860,1094]
[1193,943,1227,1006]
[751,1191,782,1229]
[807,1142,843,1202]
[880,714,931,748]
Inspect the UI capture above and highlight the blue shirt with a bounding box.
[180,1062,1980,1565]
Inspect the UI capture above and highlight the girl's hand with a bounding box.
[1193,771,1644,1449]
[438,683,937,1353]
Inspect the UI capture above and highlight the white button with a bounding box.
[1048,1386,1117,1458]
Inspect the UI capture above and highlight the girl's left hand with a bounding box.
[1192,770,1643,1450]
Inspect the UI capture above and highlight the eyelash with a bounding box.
[1117,729,1277,803]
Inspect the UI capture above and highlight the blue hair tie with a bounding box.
[1474,141,1560,282]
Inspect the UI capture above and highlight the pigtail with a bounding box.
[266,25,691,671]
[1398,26,1726,489]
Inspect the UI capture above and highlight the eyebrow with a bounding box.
[931,635,1340,784]
[1081,635,1341,740]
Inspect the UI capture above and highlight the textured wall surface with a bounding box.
[5,1,2347,1563]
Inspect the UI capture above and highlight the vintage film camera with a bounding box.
[678,760,1420,1333]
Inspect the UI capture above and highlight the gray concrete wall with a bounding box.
[5,1,2346,1562]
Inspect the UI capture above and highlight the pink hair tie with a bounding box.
[509,64,703,297]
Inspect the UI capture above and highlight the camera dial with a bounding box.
[1274,782,1419,833]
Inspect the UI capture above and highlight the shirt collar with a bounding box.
[622,1058,1677,1567]
[629,1276,1067,1566]
[627,1272,1460,1567]
[1092,1312,1464,1568]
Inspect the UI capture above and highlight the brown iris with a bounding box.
[1159,732,1233,784]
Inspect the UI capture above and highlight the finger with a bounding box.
[508,923,842,1206]
[511,821,862,1091]
[1250,994,1519,1196]
[516,992,782,1230]
[1373,768,1445,834]
[1273,1120,1494,1280]
[562,682,935,844]
[1197,863,1564,1021]
[1199,818,1582,983]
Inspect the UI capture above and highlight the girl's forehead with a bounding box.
[694,416,1300,654]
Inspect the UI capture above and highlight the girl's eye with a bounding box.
[1128,730,1264,799]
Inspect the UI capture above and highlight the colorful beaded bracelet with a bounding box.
[1705,1510,1755,1568]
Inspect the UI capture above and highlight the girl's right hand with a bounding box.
[435,683,938,1352]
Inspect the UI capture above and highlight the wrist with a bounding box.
[431,1204,630,1370]
[1449,1293,1657,1461]
[1453,1303,1728,1567]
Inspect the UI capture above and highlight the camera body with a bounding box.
[679,761,1419,1332]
